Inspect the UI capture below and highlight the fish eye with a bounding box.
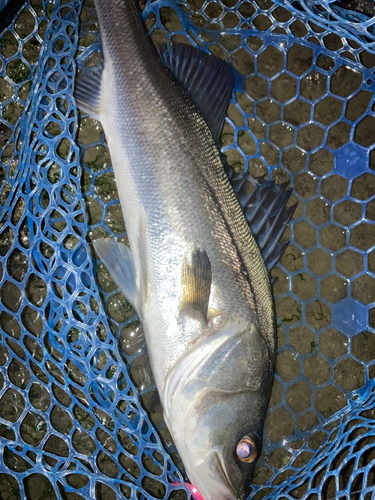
[236,435,257,463]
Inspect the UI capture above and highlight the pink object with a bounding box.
[171,482,205,500]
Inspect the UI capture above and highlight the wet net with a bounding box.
[0,0,374,499]
[272,0,375,53]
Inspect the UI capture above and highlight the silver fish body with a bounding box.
[88,1,276,498]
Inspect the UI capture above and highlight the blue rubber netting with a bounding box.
[0,0,375,499]
[264,0,375,53]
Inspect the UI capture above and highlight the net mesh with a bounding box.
[0,0,374,499]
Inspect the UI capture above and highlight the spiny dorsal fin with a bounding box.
[229,169,297,271]
[74,60,104,119]
[158,43,234,146]
[180,249,212,321]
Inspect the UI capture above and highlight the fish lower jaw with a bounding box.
[175,446,242,500]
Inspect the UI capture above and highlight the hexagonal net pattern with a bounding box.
[0,0,375,500]
[270,0,375,53]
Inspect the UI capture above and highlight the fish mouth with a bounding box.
[211,449,245,500]
[188,446,243,500]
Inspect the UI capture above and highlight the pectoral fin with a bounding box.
[180,249,212,322]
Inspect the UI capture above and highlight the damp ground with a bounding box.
[0,0,374,499]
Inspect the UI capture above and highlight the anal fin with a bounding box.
[74,61,103,119]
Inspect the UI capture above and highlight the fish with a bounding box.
[76,1,295,499]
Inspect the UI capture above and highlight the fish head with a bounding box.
[164,322,274,500]
[185,392,265,500]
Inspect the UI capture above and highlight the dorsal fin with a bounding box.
[158,43,234,145]
[229,169,297,271]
